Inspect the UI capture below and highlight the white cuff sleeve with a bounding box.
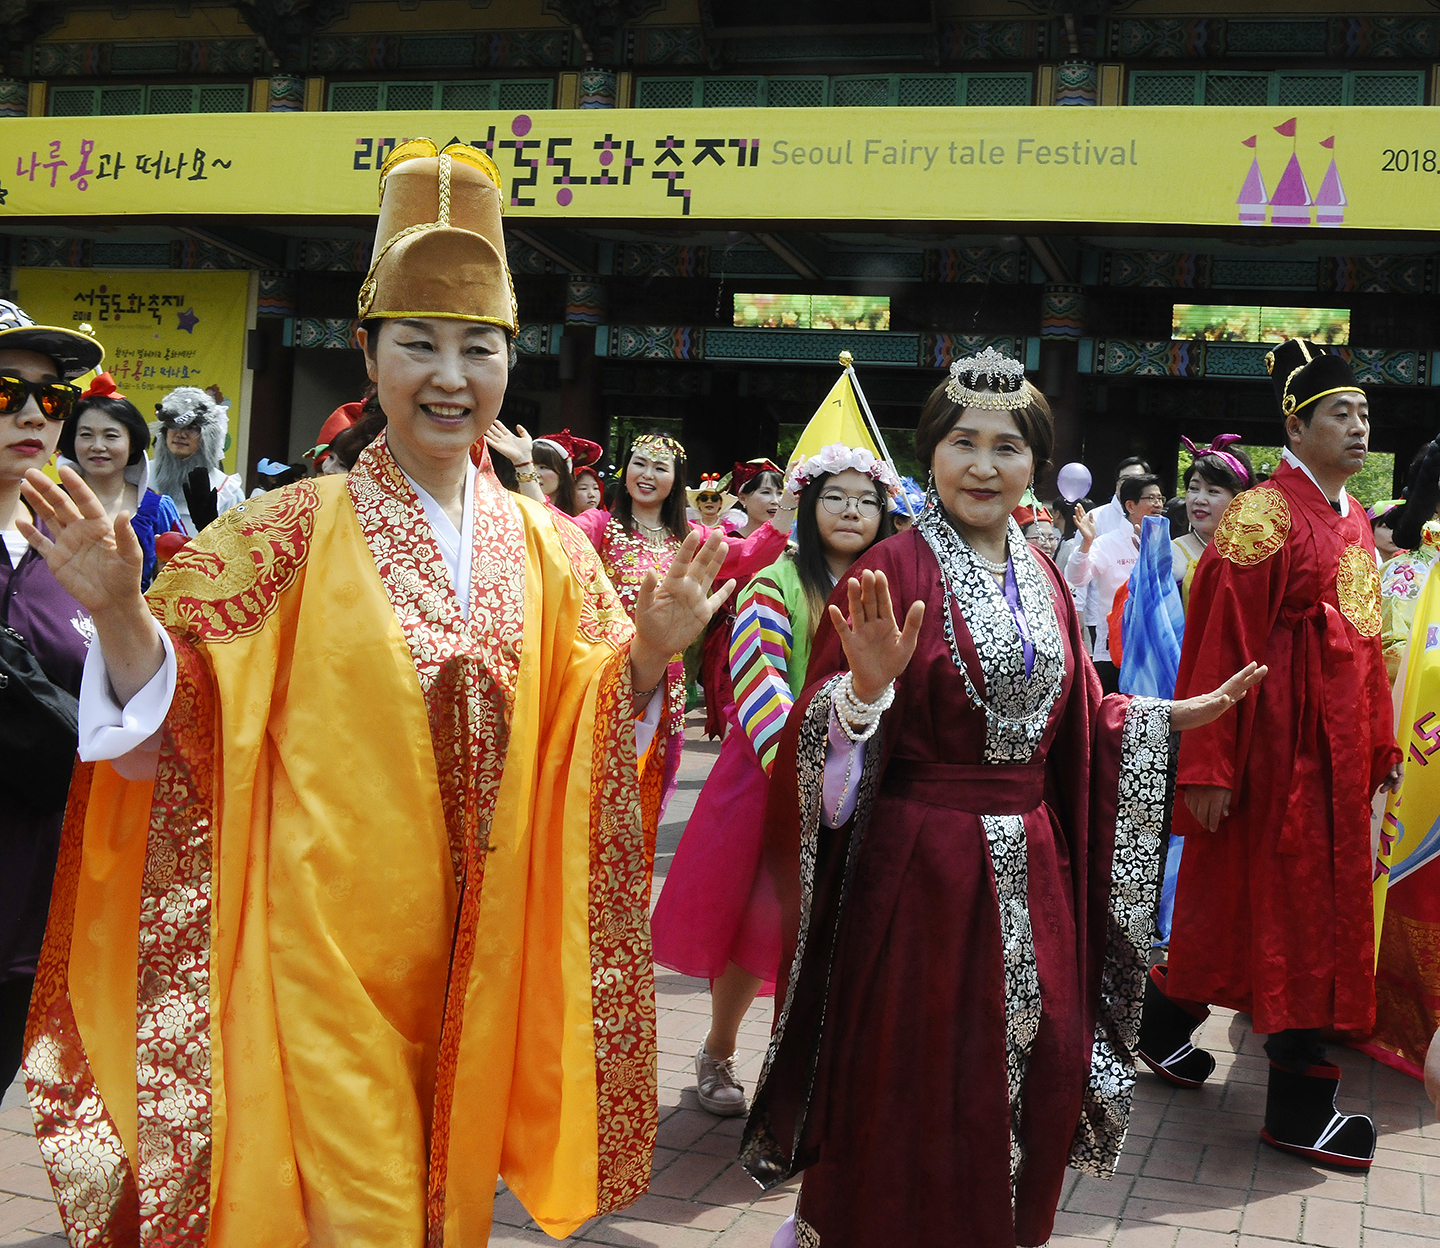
[634,682,664,757]
[78,621,177,780]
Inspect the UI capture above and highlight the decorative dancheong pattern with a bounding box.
[1213,487,1291,567]
[147,480,321,642]
[1336,543,1383,637]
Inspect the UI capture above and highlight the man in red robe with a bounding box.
[1138,338,1402,1168]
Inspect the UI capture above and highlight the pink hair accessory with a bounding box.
[1181,433,1252,487]
[786,443,899,494]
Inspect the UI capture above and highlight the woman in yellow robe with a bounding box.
[18,140,734,1247]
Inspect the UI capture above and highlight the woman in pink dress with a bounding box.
[573,434,791,826]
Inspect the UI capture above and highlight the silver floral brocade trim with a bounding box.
[1069,696,1170,1178]
[984,813,1042,1193]
[740,674,884,1187]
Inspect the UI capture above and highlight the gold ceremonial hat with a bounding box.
[357,138,517,332]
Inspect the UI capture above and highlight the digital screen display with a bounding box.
[1172,304,1349,345]
[734,293,890,331]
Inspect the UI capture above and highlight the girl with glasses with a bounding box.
[652,444,897,1119]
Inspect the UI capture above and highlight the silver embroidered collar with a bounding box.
[917,491,1065,761]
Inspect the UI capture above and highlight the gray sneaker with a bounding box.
[695,1043,747,1116]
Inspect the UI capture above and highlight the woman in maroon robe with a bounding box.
[740,350,1262,1248]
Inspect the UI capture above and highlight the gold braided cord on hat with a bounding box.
[358,139,517,325]
[1279,362,1363,417]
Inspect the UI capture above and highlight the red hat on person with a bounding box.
[534,428,602,469]
[1012,503,1053,528]
[309,402,365,463]
[730,457,782,490]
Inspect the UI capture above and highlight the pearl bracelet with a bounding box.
[833,672,895,743]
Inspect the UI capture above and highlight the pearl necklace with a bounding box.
[966,542,1009,576]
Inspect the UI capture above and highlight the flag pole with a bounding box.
[839,350,917,519]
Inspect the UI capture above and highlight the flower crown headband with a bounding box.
[1181,433,1252,487]
[946,346,1029,411]
[786,443,900,495]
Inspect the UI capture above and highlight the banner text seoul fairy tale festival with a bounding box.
[0,108,1438,230]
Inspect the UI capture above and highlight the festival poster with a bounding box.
[0,107,1435,230]
[13,267,249,471]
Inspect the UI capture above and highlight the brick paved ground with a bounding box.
[3,713,1437,1247]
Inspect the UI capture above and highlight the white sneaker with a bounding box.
[695,1043,747,1116]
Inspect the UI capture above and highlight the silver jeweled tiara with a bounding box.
[945,346,1031,411]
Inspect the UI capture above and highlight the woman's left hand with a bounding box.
[483,418,533,466]
[631,529,734,688]
[1170,662,1267,733]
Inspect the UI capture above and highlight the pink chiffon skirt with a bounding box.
[651,710,782,993]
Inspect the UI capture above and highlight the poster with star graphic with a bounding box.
[13,267,248,470]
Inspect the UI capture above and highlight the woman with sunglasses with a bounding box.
[57,372,182,591]
[652,445,896,1118]
[574,435,794,822]
[0,299,104,1095]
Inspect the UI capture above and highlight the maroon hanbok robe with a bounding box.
[740,520,1172,1248]
[1167,459,1400,1033]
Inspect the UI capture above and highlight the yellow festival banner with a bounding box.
[1375,564,1440,951]
[0,107,1438,229]
[13,267,249,471]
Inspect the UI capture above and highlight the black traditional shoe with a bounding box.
[1136,965,1216,1088]
[1260,1061,1376,1170]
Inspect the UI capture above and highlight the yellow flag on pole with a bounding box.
[1374,555,1440,961]
[786,369,881,471]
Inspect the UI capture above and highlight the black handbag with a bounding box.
[0,625,80,814]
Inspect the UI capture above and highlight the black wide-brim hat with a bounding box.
[0,299,104,380]
[1266,338,1363,417]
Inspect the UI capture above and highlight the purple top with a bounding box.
[1,529,89,983]
[1003,559,1036,678]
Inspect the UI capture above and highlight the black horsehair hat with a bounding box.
[1266,338,1364,418]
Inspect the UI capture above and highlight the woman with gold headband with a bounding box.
[574,433,793,821]
[739,349,1264,1248]
[16,140,734,1246]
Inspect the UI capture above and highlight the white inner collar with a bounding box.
[398,458,477,618]
[1281,447,1349,517]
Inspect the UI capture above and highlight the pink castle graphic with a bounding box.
[1234,120,1344,229]
[1236,136,1268,225]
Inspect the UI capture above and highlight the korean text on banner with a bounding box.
[14,268,249,472]
[0,109,1437,230]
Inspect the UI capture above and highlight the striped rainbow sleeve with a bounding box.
[731,575,795,777]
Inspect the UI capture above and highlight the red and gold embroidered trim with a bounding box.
[346,433,524,1244]
[588,650,658,1212]
[24,763,143,1245]
[147,480,320,643]
[550,512,633,650]
[135,639,216,1245]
